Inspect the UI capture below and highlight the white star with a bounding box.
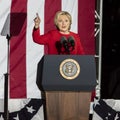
[94,99,100,107]
[105,116,108,120]
[13,114,19,120]
[114,113,119,120]
[108,112,111,116]
[105,112,111,120]
[26,106,35,113]
[0,115,4,120]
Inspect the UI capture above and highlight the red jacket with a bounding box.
[32,28,85,55]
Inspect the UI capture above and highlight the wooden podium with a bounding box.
[36,55,96,120]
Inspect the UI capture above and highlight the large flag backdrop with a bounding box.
[0,0,95,119]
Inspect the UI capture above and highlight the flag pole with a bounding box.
[4,34,10,120]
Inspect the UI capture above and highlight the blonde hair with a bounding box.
[54,11,72,30]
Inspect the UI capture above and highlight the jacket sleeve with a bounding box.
[32,27,51,45]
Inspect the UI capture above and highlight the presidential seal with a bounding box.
[59,59,80,80]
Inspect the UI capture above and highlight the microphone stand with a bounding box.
[67,48,70,55]
[66,44,75,55]
[64,45,70,55]
[4,34,11,120]
[66,45,71,55]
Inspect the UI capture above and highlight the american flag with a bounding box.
[0,0,95,119]
[93,99,120,120]
[0,99,43,120]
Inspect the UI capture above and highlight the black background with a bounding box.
[101,0,120,99]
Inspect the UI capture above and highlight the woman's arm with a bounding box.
[32,13,51,45]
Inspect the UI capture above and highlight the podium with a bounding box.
[37,55,96,120]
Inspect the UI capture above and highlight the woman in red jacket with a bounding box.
[32,11,84,55]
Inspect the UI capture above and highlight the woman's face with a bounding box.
[56,15,70,33]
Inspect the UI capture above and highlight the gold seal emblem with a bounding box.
[59,59,80,80]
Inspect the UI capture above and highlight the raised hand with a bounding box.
[34,13,41,29]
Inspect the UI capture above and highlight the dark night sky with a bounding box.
[101,0,120,99]
[102,0,120,62]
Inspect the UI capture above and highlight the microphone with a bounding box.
[68,36,75,46]
[60,36,69,52]
[68,36,75,51]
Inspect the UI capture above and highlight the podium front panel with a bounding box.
[37,55,96,91]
